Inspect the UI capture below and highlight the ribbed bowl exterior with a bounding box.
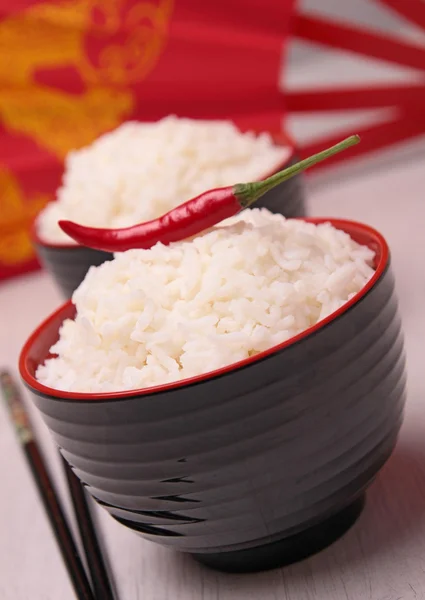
[35,244,113,299]
[33,153,306,300]
[26,261,406,555]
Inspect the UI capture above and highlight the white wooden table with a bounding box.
[1,152,425,599]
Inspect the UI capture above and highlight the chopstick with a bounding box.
[4,370,118,599]
[61,456,116,600]
[0,370,95,600]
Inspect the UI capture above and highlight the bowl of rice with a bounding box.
[21,209,406,573]
[33,117,303,299]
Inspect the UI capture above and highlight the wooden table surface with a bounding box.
[1,154,424,599]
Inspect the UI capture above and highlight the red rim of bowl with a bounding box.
[20,217,389,402]
[30,131,296,250]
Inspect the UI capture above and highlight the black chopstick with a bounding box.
[0,370,95,600]
[61,456,116,600]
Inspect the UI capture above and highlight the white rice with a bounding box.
[36,116,290,244]
[36,209,375,393]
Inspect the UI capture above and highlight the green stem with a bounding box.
[234,135,360,207]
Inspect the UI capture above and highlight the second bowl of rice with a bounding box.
[21,209,406,573]
[33,117,304,299]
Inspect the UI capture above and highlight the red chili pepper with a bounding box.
[59,135,359,253]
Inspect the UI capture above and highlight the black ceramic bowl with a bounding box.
[32,133,306,299]
[32,228,114,300]
[20,218,406,574]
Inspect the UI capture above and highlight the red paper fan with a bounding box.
[1,0,424,281]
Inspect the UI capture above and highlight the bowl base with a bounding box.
[192,494,365,573]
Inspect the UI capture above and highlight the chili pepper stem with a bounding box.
[234,135,360,207]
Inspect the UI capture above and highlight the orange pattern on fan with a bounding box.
[0,0,174,158]
[0,0,174,277]
[0,170,48,266]
[79,0,174,86]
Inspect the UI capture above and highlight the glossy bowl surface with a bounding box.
[32,133,305,299]
[21,218,406,572]
[33,232,114,300]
